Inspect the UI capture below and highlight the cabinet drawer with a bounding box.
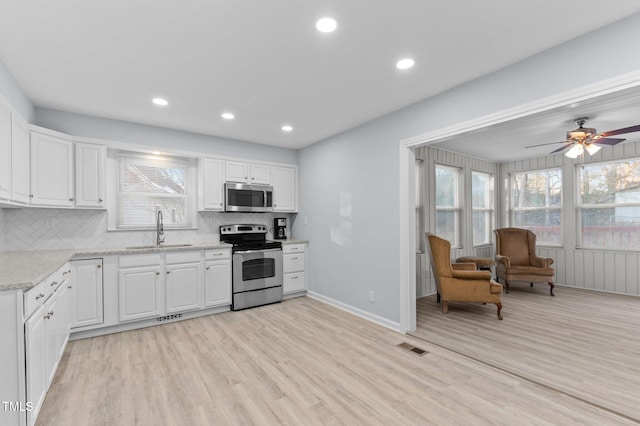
[119,253,162,268]
[283,243,305,254]
[24,280,47,318]
[166,250,202,265]
[205,248,230,260]
[283,253,305,273]
[283,272,305,293]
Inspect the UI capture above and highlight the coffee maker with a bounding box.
[273,218,287,240]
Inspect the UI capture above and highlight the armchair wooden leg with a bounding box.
[505,282,510,294]
[548,282,555,296]
[530,283,534,287]
[436,292,441,304]
[442,301,448,314]
[496,303,503,320]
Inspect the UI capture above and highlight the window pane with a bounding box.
[513,209,561,245]
[435,166,457,208]
[472,172,493,209]
[472,211,491,245]
[579,160,640,205]
[123,163,185,194]
[436,211,457,245]
[581,208,640,249]
[120,195,187,227]
[511,170,562,208]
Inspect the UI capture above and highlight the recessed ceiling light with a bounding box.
[316,17,337,33]
[152,98,168,106]
[282,125,293,132]
[221,112,235,120]
[396,58,415,70]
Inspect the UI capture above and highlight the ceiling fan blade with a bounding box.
[550,144,572,154]
[600,124,640,137]
[594,137,626,146]
[525,141,569,148]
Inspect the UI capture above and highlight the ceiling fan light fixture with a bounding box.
[565,143,584,159]
[584,143,602,155]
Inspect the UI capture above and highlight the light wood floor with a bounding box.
[38,296,635,426]
[413,286,640,423]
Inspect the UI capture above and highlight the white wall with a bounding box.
[0,59,33,121]
[35,108,298,165]
[294,12,640,326]
[500,140,640,296]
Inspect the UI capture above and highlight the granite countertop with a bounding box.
[0,243,232,292]
[280,239,308,244]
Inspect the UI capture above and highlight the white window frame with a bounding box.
[107,151,197,230]
[471,170,494,247]
[509,167,563,247]
[435,164,462,248]
[577,158,640,251]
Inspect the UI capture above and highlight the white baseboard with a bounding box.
[306,291,401,333]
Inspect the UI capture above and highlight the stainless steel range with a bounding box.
[220,224,283,310]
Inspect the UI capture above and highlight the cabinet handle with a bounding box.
[99,198,103,202]
[156,272,160,276]
[44,314,51,320]
[290,257,299,260]
[97,264,102,269]
[62,271,68,275]
[244,176,248,180]
[206,266,210,270]
[69,198,74,202]
[219,203,222,206]
[48,310,54,317]
[29,194,33,198]
[51,281,58,287]
[291,276,298,280]
[166,271,171,275]
[68,285,72,289]
[35,293,45,300]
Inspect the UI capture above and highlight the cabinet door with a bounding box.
[44,295,59,386]
[56,282,71,360]
[25,305,47,426]
[166,262,203,313]
[204,260,231,307]
[0,101,11,199]
[11,114,31,203]
[118,266,162,321]
[283,272,306,293]
[200,158,224,210]
[225,160,249,183]
[250,163,271,185]
[272,166,297,212]
[75,142,106,208]
[30,131,74,207]
[71,259,104,328]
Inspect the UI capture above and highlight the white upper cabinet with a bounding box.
[0,100,11,199]
[74,142,106,208]
[30,129,74,207]
[225,160,271,185]
[199,157,224,210]
[272,166,297,212]
[11,114,31,204]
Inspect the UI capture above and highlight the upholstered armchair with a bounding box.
[494,228,555,296]
[426,233,503,320]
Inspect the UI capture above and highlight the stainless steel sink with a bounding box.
[125,244,193,250]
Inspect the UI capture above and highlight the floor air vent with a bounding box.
[397,342,428,356]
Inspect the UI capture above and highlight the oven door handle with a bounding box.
[234,248,282,254]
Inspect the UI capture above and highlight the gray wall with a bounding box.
[0,59,34,122]
[293,12,640,325]
[35,108,298,165]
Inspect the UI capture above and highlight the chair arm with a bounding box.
[530,255,554,268]
[452,263,477,271]
[495,255,510,268]
[451,269,492,280]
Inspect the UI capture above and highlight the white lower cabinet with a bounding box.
[119,265,163,322]
[166,251,203,313]
[204,261,231,307]
[24,271,72,426]
[283,243,307,295]
[71,259,104,328]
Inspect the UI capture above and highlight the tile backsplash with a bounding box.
[1,208,292,251]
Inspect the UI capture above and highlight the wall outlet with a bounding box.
[45,217,57,229]
[368,290,375,303]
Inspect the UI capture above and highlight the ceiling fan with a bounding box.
[525,117,640,158]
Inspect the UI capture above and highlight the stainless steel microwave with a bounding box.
[225,182,273,212]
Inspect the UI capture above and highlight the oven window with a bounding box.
[227,188,265,208]
[242,258,276,281]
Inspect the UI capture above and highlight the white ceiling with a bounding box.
[432,84,640,162]
[1,1,640,150]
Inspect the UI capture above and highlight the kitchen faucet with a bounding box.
[156,210,165,246]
